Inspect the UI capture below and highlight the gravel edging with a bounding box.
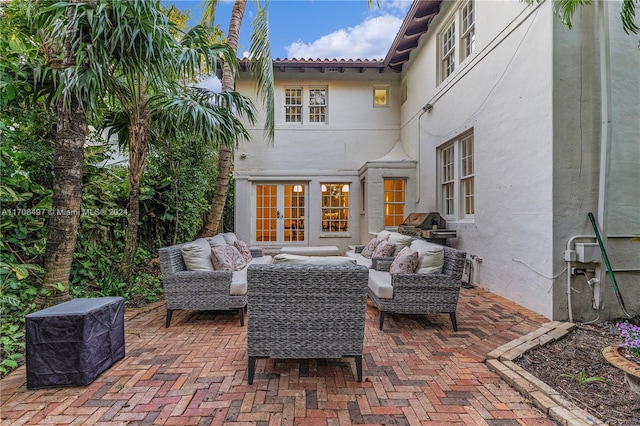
[485,321,607,426]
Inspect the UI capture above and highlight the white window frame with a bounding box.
[438,130,474,221]
[440,19,456,81]
[438,1,476,85]
[284,88,302,123]
[460,1,475,62]
[283,86,328,124]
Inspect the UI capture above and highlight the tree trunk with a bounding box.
[36,2,86,309]
[120,100,150,280]
[198,0,246,238]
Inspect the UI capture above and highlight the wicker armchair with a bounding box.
[246,263,369,384]
[159,243,265,327]
[369,246,467,331]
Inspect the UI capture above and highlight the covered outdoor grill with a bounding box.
[398,212,457,245]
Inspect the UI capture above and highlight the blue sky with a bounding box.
[165,0,413,60]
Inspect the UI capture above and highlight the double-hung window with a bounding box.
[284,88,302,123]
[383,179,405,227]
[284,86,327,124]
[438,131,474,220]
[438,1,475,84]
[441,21,456,80]
[461,1,475,61]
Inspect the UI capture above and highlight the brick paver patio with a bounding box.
[1,287,559,425]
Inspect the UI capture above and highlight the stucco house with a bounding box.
[233,0,639,322]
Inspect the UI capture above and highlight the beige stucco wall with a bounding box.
[233,71,401,252]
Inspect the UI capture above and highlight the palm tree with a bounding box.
[198,0,274,237]
[31,0,257,301]
[33,0,87,308]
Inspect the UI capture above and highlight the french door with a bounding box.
[255,183,306,243]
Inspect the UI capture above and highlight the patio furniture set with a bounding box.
[158,231,467,384]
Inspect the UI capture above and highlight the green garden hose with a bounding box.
[588,212,632,318]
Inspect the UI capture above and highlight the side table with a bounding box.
[25,297,125,389]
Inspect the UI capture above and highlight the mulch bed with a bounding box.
[516,318,640,426]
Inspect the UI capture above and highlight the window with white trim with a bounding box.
[284,88,302,123]
[284,86,328,124]
[461,1,475,61]
[321,183,349,232]
[441,20,456,80]
[383,179,405,228]
[438,130,474,220]
[438,1,476,84]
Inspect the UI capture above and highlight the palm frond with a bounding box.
[621,0,639,34]
[201,0,220,28]
[248,1,275,142]
[148,87,255,150]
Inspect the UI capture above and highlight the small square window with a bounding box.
[374,87,389,107]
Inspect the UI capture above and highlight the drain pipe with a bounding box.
[566,235,594,323]
[595,0,612,306]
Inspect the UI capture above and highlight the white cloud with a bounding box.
[284,14,404,60]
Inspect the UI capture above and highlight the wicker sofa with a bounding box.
[347,233,467,331]
[158,239,272,327]
[245,263,369,384]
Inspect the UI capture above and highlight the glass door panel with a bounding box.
[255,183,305,243]
[255,184,277,242]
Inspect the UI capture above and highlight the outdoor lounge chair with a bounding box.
[245,263,369,384]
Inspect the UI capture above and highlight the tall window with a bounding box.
[438,1,475,84]
[285,88,302,123]
[384,179,405,227]
[321,183,349,232]
[439,131,474,220]
[461,1,475,61]
[441,21,456,80]
[309,88,326,122]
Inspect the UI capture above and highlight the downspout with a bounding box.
[595,0,612,308]
[416,107,428,204]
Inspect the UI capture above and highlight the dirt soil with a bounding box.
[516,318,640,426]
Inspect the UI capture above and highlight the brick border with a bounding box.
[485,321,606,426]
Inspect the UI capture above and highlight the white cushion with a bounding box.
[388,232,414,255]
[376,230,392,241]
[410,239,444,274]
[206,234,227,248]
[368,269,393,299]
[345,251,372,268]
[181,238,215,271]
[272,254,356,265]
[221,232,238,245]
[230,255,273,295]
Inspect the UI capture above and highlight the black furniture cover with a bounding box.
[25,297,125,389]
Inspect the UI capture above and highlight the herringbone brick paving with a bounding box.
[1,287,559,425]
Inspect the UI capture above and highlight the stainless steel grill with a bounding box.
[398,212,457,243]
